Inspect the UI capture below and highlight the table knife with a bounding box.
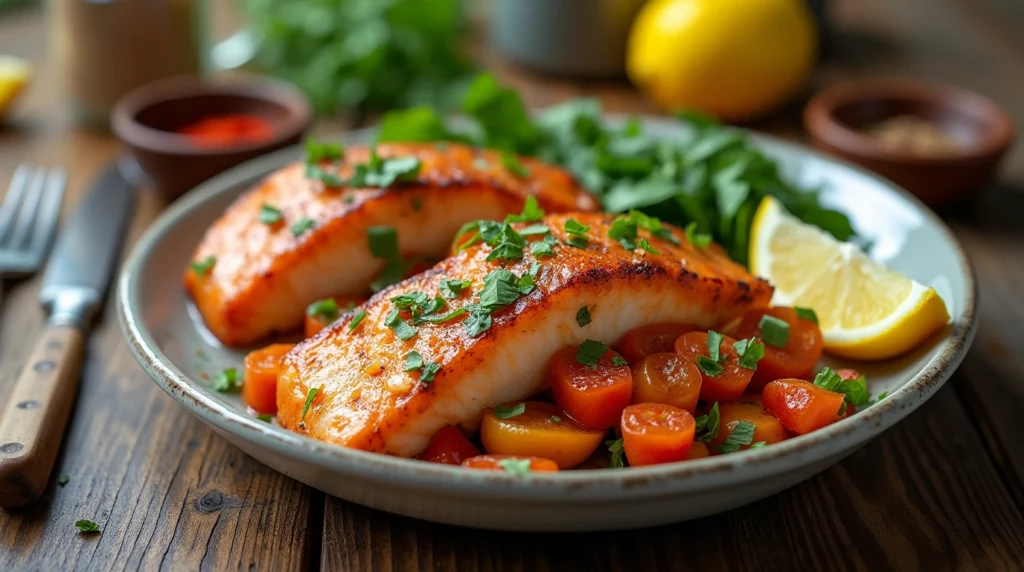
[0,160,135,507]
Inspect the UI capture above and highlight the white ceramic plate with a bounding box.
[117,117,976,531]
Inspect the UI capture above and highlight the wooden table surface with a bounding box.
[2,1,1024,570]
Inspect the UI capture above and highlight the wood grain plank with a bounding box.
[322,386,1024,572]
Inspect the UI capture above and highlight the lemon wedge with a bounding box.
[0,56,32,120]
[749,196,949,360]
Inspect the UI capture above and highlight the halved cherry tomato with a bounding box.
[480,401,603,469]
[631,352,702,413]
[688,441,710,459]
[462,454,559,473]
[548,345,633,430]
[420,425,480,465]
[304,295,368,338]
[674,331,754,403]
[243,343,294,414]
[734,307,823,391]
[708,397,789,453]
[613,323,698,364]
[620,403,696,467]
[762,378,845,435]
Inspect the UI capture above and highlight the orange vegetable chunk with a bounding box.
[462,455,559,473]
[620,403,696,467]
[709,397,789,452]
[688,441,710,459]
[674,331,754,402]
[762,378,845,435]
[613,323,698,364]
[631,352,702,413]
[420,425,480,465]
[734,307,823,391]
[549,344,633,430]
[243,343,294,414]
[481,401,604,469]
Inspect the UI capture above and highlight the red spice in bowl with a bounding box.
[176,113,276,148]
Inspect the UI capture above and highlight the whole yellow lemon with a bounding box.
[627,0,818,122]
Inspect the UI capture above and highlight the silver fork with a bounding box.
[0,165,67,284]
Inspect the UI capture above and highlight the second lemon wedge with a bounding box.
[749,197,949,360]
[0,56,31,120]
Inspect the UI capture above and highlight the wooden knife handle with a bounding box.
[0,325,84,507]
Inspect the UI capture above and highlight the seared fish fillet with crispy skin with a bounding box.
[184,143,597,346]
[277,212,773,456]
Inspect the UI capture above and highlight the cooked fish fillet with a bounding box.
[184,144,596,346]
[277,212,773,456]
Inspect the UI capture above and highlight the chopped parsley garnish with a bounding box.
[259,203,283,224]
[304,138,345,186]
[575,339,608,368]
[302,387,319,419]
[391,291,431,311]
[637,238,660,254]
[290,217,316,237]
[838,375,872,407]
[706,330,725,363]
[415,307,467,325]
[480,269,522,309]
[57,474,69,487]
[685,222,712,249]
[518,224,549,236]
[348,150,423,187]
[576,306,592,327]
[212,368,242,393]
[348,310,367,332]
[696,356,724,377]
[695,402,721,443]
[548,415,562,423]
[605,438,626,468]
[794,306,819,324]
[517,273,536,295]
[750,441,767,449]
[607,211,676,251]
[758,315,791,347]
[530,238,556,257]
[506,196,545,223]
[812,367,843,392]
[485,223,527,261]
[494,402,526,419]
[877,391,889,400]
[564,219,590,249]
[257,414,273,422]
[464,305,493,337]
[611,356,629,367]
[306,298,339,320]
[498,457,532,475]
[367,225,404,292]
[384,309,417,340]
[501,152,530,178]
[404,351,423,371]
[189,255,216,276]
[716,420,756,453]
[75,520,101,534]
[607,216,639,250]
[439,278,472,299]
[733,337,765,370]
[420,362,440,383]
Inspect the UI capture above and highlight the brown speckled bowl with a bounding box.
[805,79,1014,205]
[112,75,311,198]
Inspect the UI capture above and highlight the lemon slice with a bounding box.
[0,56,32,119]
[749,196,949,360]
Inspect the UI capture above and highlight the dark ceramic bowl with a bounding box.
[804,79,1014,205]
[112,76,311,198]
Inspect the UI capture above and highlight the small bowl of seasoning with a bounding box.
[804,79,1014,205]
[112,76,311,198]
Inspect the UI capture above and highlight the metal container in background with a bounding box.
[491,0,647,77]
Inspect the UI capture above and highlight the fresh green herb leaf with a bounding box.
[564,219,590,235]
[377,107,462,143]
[391,291,431,311]
[367,226,404,292]
[837,375,872,408]
[716,420,756,454]
[302,387,319,419]
[404,351,424,372]
[75,520,100,534]
[696,402,721,443]
[576,306,592,327]
[306,298,339,320]
[498,457,532,475]
[637,238,660,254]
[794,306,819,324]
[758,315,791,347]
[706,330,725,363]
[494,402,526,419]
[839,401,848,416]
[611,356,629,367]
[420,362,441,383]
[190,255,216,276]
[607,216,638,250]
[480,269,522,310]
[517,273,536,295]
[259,204,283,224]
[696,356,724,377]
[733,337,765,370]
[813,367,843,392]
[290,217,316,237]
[531,240,556,257]
[501,152,530,178]
[518,224,549,237]
[384,309,417,340]
[464,304,493,337]
[58,475,69,487]
[348,310,367,332]
[485,223,527,261]
[212,368,241,393]
[605,438,626,468]
[415,307,468,325]
[439,278,472,299]
[506,196,545,223]
[257,414,273,423]
[685,222,712,249]
[750,441,767,449]
[575,339,608,368]
[877,391,889,400]
[566,235,589,249]
[305,138,343,163]
[549,415,562,423]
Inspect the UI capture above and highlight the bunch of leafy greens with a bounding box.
[378,73,855,264]
[243,0,473,115]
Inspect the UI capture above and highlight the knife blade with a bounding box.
[39,158,135,327]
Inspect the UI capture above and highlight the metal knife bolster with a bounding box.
[39,287,101,329]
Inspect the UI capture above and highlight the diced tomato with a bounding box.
[242,343,294,414]
[674,331,754,402]
[762,378,846,435]
[708,397,789,453]
[420,425,481,465]
[620,403,696,467]
[631,352,702,413]
[548,345,633,430]
[613,323,698,364]
[462,454,559,473]
[480,401,603,469]
[687,441,710,459]
[734,307,823,391]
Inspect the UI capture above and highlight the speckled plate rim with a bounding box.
[117,117,978,502]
